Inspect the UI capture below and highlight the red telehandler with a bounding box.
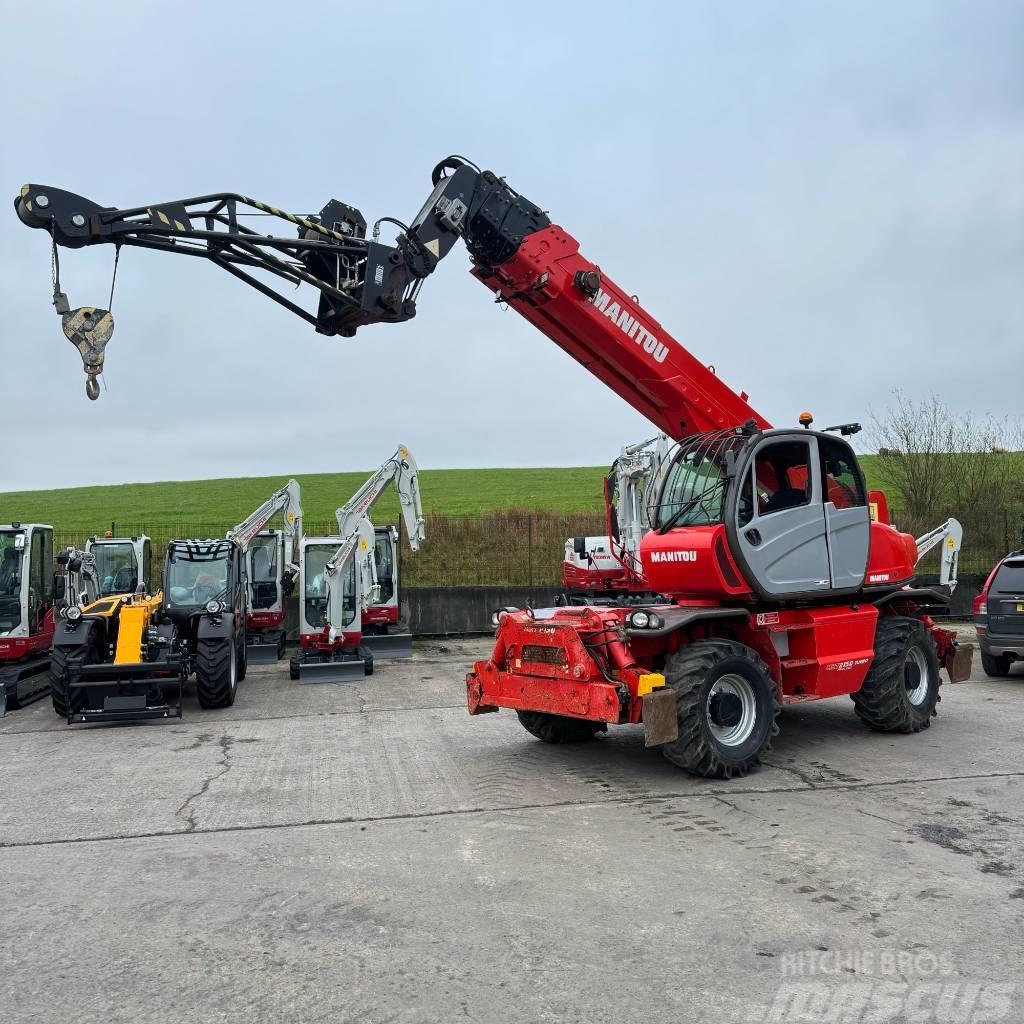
[15,159,971,776]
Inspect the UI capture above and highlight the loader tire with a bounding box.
[980,651,1011,678]
[852,617,940,732]
[516,710,606,743]
[660,640,780,779]
[289,655,301,681]
[49,628,98,718]
[237,634,247,682]
[195,638,238,710]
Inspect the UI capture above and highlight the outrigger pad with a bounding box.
[642,688,679,747]
[360,632,413,660]
[296,659,366,684]
[945,644,975,684]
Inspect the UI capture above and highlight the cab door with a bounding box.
[818,436,870,590]
[733,436,832,598]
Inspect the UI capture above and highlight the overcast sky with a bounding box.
[1,1,1021,491]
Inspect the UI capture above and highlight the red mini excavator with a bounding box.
[15,158,971,776]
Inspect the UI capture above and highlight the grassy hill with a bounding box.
[0,459,899,533]
[0,467,617,532]
[0,458,897,532]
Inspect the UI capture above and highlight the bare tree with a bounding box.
[868,391,1023,515]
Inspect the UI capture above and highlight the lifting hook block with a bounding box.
[61,306,113,401]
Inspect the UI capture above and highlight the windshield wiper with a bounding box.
[657,499,701,534]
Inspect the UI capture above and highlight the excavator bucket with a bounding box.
[359,631,413,660]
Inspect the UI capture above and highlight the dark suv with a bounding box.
[974,551,1024,676]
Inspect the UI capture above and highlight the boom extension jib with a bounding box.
[15,163,768,439]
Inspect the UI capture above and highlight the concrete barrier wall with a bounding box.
[282,574,983,639]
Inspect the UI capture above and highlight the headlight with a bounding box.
[66,605,83,622]
[205,600,222,615]
[627,610,664,630]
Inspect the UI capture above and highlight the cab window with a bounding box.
[754,441,813,517]
[818,437,866,509]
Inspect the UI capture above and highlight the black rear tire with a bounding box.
[660,639,780,779]
[195,638,238,709]
[289,655,301,681]
[981,651,1011,678]
[237,634,247,682]
[49,628,98,718]
[852,617,940,732]
[517,710,605,743]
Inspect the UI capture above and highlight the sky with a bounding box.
[1,0,1021,491]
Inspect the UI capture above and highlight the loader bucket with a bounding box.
[296,658,366,684]
[359,631,414,660]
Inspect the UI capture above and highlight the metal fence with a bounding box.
[54,506,1024,590]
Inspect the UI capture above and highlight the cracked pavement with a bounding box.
[2,636,1023,1022]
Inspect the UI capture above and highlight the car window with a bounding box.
[993,561,1024,593]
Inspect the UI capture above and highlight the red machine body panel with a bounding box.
[640,525,752,600]
[247,610,285,630]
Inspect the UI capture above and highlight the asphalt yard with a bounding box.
[2,634,1022,1023]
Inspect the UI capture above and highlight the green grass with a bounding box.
[0,458,899,534]
[0,467,614,534]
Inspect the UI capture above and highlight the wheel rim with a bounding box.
[706,673,758,747]
[904,645,931,706]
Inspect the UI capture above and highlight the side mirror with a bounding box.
[53,574,66,601]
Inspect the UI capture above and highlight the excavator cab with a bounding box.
[292,536,367,683]
[0,523,55,714]
[647,428,879,601]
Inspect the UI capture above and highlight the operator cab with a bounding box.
[248,531,282,611]
[0,525,53,635]
[299,539,357,632]
[374,527,397,605]
[653,428,871,600]
[163,540,243,627]
[87,536,152,596]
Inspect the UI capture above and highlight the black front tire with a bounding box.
[980,651,1011,678]
[49,628,98,718]
[516,710,605,743]
[660,640,780,779]
[852,617,941,732]
[289,655,301,681]
[195,638,238,709]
